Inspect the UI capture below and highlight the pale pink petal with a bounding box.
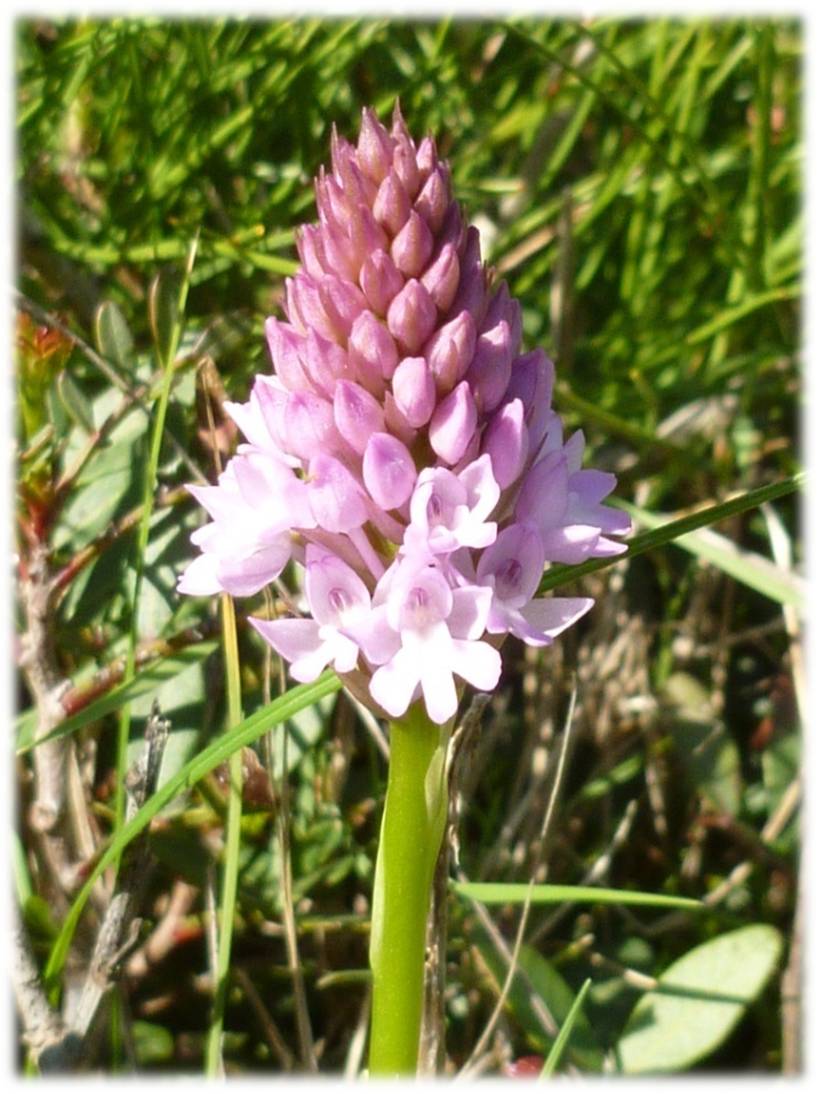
[448,585,492,640]
[449,638,502,692]
[250,617,329,682]
[177,552,222,596]
[370,646,422,717]
[517,597,594,641]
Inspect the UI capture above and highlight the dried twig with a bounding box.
[14,706,169,1072]
[19,540,76,896]
[13,922,80,1071]
[66,704,169,1045]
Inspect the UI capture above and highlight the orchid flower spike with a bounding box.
[178,104,629,725]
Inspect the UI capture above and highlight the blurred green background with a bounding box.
[16,17,802,1075]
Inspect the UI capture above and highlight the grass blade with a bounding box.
[453,881,702,910]
[113,236,199,842]
[44,672,342,988]
[623,500,804,610]
[15,641,218,754]
[205,594,245,1076]
[540,977,593,1079]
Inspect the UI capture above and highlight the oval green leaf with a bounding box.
[617,924,783,1074]
[94,300,134,372]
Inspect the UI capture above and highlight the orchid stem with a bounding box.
[368,704,449,1076]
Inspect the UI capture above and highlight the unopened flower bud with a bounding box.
[333,380,386,455]
[359,249,404,316]
[429,380,477,464]
[415,165,450,234]
[467,319,514,413]
[391,210,434,278]
[392,356,436,427]
[357,107,395,183]
[348,311,399,393]
[425,310,477,394]
[422,242,460,313]
[363,432,417,510]
[373,170,411,236]
[387,279,437,354]
[482,398,529,488]
[308,453,369,533]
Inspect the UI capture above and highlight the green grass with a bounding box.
[16,16,801,1077]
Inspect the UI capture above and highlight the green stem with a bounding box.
[368,704,449,1077]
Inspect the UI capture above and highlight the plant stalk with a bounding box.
[368,704,449,1076]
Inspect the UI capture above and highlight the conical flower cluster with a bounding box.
[178,105,629,725]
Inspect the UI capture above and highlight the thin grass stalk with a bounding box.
[205,591,244,1076]
[112,237,198,843]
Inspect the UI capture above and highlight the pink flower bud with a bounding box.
[415,165,450,233]
[280,390,344,461]
[359,249,404,317]
[416,135,438,182]
[348,310,399,393]
[297,225,328,279]
[307,453,369,533]
[467,319,514,413]
[448,226,485,321]
[331,131,376,207]
[348,202,389,261]
[373,170,411,236]
[391,209,434,278]
[319,216,361,282]
[387,279,437,354]
[483,282,522,356]
[425,310,477,394]
[383,391,418,447]
[363,432,417,510]
[286,274,337,342]
[482,398,530,488]
[357,107,394,183]
[507,349,555,453]
[438,201,465,250]
[392,356,436,427]
[318,275,367,342]
[301,328,353,396]
[265,318,311,394]
[315,170,349,234]
[429,380,478,465]
[392,138,421,199]
[422,242,460,313]
[333,379,385,455]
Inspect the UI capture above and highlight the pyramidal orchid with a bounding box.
[178,105,629,1076]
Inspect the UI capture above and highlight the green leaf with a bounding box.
[474,929,603,1071]
[132,1020,174,1066]
[453,881,702,910]
[148,270,181,367]
[56,371,95,433]
[44,672,342,986]
[662,672,742,816]
[617,924,783,1073]
[15,641,219,755]
[94,300,135,372]
[540,978,593,1078]
[624,501,804,610]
